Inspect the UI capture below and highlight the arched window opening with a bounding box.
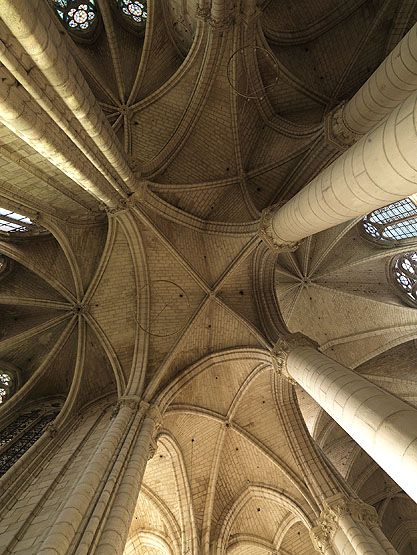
[116,0,147,25]
[362,197,417,244]
[0,372,13,404]
[53,0,98,33]
[0,207,46,238]
[392,252,417,307]
[0,208,33,233]
[0,403,60,477]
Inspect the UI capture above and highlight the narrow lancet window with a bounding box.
[0,372,13,404]
[393,252,417,307]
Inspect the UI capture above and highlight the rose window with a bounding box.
[53,0,98,32]
[117,0,147,24]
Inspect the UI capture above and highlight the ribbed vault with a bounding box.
[0,0,417,553]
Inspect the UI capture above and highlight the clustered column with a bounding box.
[310,495,398,555]
[37,399,161,555]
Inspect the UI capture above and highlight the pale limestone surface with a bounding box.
[0,1,416,554]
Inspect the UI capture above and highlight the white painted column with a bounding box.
[337,514,382,555]
[285,346,417,504]
[259,88,417,250]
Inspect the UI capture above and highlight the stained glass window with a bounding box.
[0,412,56,476]
[0,372,13,404]
[393,252,417,306]
[53,0,98,32]
[363,198,417,243]
[117,0,147,24]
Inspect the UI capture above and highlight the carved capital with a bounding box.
[272,334,314,383]
[118,395,142,411]
[196,5,211,21]
[196,5,234,30]
[353,502,379,527]
[259,203,302,253]
[310,509,337,553]
[324,494,379,527]
[325,103,360,150]
[105,198,130,215]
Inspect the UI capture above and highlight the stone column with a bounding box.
[37,399,160,555]
[328,23,417,146]
[273,363,398,554]
[275,336,417,505]
[0,64,119,207]
[310,495,399,555]
[94,405,161,554]
[259,87,417,251]
[1,0,136,193]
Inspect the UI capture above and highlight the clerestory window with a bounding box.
[362,199,417,307]
[0,404,60,477]
[53,0,99,33]
[392,252,417,307]
[116,0,147,26]
[0,207,47,239]
[0,372,13,404]
[0,208,33,234]
[362,197,417,244]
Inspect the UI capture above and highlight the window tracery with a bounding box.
[362,198,417,243]
[0,208,33,234]
[53,0,98,32]
[0,404,60,477]
[116,0,147,25]
[392,252,417,307]
[0,372,13,404]
[0,207,47,238]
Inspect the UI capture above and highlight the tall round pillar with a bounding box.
[276,340,417,504]
[259,88,417,251]
[310,495,399,555]
[342,23,417,137]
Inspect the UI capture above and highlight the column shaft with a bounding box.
[94,406,160,554]
[268,89,417,246]
[0,71,119,207]
[286,347,417,503]
[342,23,417,135]
[1,0,135,192]
[369,524,398,555]
[38,405,135,554]
[338,514,381,555]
